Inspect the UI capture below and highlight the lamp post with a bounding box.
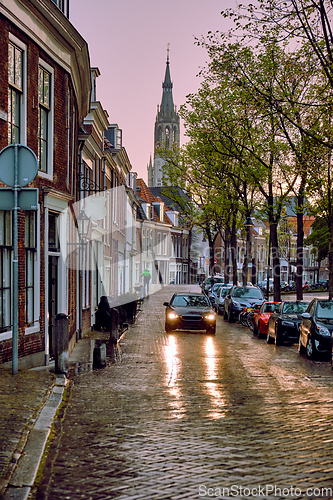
[76,209,91,340]
[243,216,254,285]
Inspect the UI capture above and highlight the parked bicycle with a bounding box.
[238,306,255,330]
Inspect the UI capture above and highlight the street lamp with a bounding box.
[77,209,91,242]
[76,209,91,340]
[243,216,254,285]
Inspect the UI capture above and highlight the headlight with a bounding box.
[232,301,240,307]
[316,325,331,337]
[168,312,179,320]
[281,320,294,327]
[204,314,216,321]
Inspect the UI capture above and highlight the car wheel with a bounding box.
[165,323,173,333]
[206,326,216,335]
[267,330,274,344]
[306,337,316,359]
[275,326,281,346]
[298,335,306,354]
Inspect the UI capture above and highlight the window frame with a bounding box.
[37,59,54,179]
[0,211,13,337]
[8,35,27,145]
[25,211,39,330]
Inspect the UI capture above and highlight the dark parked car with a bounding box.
[299,299,333,359]
[223,286,265,323]
[163,293,216,334]
[266,301,309,345]
[200,276,225,295]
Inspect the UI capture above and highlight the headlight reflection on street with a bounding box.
[204,336,226,419]
[164,335,184,419]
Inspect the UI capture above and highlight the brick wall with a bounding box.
[0,16,81,365]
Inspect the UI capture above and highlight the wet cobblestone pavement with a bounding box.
[36,286,333,500]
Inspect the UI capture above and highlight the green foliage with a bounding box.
[304,216,329,262]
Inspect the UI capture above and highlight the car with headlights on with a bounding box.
[164,293,216,334]
[298,299,333,359]
[266,300,309,345]
[223,286,265,323]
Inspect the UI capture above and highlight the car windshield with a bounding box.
[282,302,308,314]
[262,303,278,313]
[317,301,333,319]
[212,284,223,293]
[172,295,210,307]
[232,287,263,299]
[219,288,230,297]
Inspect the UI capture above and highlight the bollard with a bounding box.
[110,307,119,344]
[53,313,68,374]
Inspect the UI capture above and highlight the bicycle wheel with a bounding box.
[247,312,255,331]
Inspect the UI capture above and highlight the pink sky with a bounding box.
[70,0,237,182]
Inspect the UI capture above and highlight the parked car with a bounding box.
[266,301,309,345]
[209,283,225,305]
[253,301,281,338]
[200,276,225,295]
[299,299,333,359]
[214,285,233,315]
[163,293,216,334]
[223,286,265,323]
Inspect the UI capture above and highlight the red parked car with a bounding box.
[254,301,281,338]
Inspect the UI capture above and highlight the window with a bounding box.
[38,66,50,171]
[163,233,167,255]
[38,61,53,175]
[0,211,12,333]
[8,41,24,144]
[165,126,170,145]
[51,0,69,17]
[25,213,37,325]
[157,233,162,255]
[48,213,59,251]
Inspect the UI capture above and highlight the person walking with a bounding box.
[141,268,152,296]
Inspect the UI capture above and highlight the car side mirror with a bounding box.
[301,312,311,319]
[163,302,169,307]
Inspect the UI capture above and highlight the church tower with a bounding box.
[148,47,180,187]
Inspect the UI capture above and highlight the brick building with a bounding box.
[0,0,90,367]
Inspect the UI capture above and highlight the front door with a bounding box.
[48,255,58,359]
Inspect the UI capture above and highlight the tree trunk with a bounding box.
[270,223,281,302]
[296,195,304,301]
[231,217,238,285]
[328,222,333,300]
[224,226,231,283]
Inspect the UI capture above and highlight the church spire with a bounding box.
[160,44,174,114]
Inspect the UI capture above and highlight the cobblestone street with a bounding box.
[36,286,333,500]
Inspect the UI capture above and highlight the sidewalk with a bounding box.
[0,326,113,500]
